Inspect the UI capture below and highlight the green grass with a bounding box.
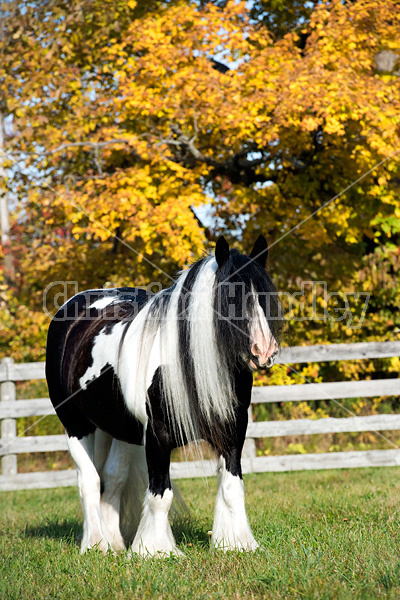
[2,467,400,599]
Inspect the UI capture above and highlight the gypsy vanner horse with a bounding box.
[46,235,282,556]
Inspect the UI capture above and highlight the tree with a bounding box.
[0,0,400,362]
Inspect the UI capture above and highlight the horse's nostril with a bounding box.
[265,355,275,368]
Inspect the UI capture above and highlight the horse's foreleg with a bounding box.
[211,455,258,552]
[211,370,258,552]
[130,424,182,557]
[67,433,109,553]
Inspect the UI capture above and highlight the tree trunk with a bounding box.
[0,112,15,282]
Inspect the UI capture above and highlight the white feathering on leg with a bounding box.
[130,489,183,557]
[212,457,258,552]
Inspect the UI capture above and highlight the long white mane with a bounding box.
[123,256,237,448]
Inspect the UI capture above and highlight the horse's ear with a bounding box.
[249,234,269,268]
[215,236,230,268]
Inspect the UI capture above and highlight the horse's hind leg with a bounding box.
[94,428,112,474]
[120,445,148,545]
[67,433,109,553]
[99,438,133,552]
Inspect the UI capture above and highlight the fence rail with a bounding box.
[0,341,399,492]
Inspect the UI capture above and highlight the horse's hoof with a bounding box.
[128,546,185,559]
[81,539,110,555]
[211,538,260,552]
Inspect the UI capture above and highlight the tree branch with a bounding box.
[165,125,277,186]
[37,139,139,157]
[190,206,214,241]
[13,133,278,186]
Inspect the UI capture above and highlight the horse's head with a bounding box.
[213,234,283,371]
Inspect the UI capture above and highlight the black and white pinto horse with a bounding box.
[46,235,282,556]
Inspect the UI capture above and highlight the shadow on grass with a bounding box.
[24,518,81,546]
[24,515,209,550]
[173,516,210,548]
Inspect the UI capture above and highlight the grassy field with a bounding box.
[2,467,400,599]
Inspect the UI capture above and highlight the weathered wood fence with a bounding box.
[0,341,399,491]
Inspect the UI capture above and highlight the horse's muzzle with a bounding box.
[264,350,278,368]
[250,350,278,370]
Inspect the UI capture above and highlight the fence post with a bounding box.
[242,404,256,468]
[1,357,17,476]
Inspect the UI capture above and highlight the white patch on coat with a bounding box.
[250,286,277,366]
[67,434,110,553]
[130,489,183,557]
[211,457,259,552]
[90,296,118,310]
[58,288,113,312]
[79,322,126,390]
[251,299,271,341]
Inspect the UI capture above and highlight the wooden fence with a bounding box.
[0,341,399,491]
